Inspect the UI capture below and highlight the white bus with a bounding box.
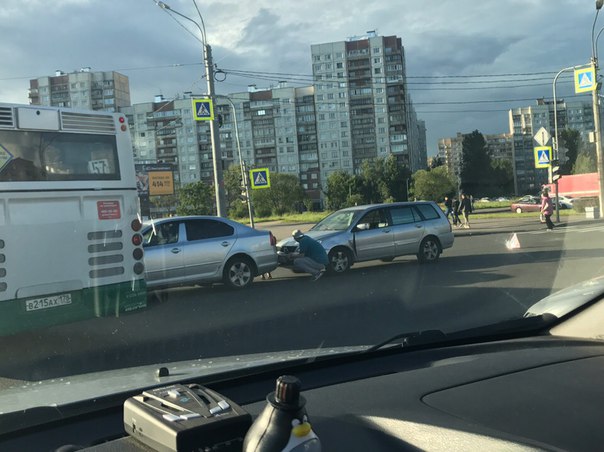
[0,103,147,335]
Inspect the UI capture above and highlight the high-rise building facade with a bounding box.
[29,68,131,112]
[311,33,426,189]
[509,98,595,194]
[122,85,323,207]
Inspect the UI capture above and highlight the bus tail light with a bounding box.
[133,248,143,260]
[131,218,142,231]
[132,234,142,246]
[133,262,144,275]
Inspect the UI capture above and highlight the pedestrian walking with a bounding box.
[452,197,460,226]
[444,196,454,223]
[458,193,472,228]
[540,190,555,231]
[288,229,329,281]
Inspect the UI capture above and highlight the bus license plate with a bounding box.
[25,293,72,312]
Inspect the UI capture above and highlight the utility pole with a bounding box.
[156,1,226,217]
[204,44,226,217]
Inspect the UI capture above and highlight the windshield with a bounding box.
[2,0,604,422]
[310,209,361,231]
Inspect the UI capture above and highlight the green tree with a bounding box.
[459,130,493,196]
[490,159,514,196]
[382,154,411,201]
[358,158,386,203]
[149,195,178,217]
[573,149,597,174]
[357,155,411,203]
[176,181,214,216]
[251,173,306,216]
[412,166,456,202]
[223,164,248,218]
[429,156,444,170]
[325,170,357,210]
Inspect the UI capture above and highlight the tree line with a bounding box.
[150,127,596,217]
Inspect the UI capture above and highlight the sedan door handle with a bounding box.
[221,241,230,247]
[171,248,181,254]
[415,224,422,228]
[382,229,390,233]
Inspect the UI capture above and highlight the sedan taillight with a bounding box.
[269,232,277,246]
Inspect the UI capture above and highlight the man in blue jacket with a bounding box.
[290,229,329,281]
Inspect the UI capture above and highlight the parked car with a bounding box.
[555,195,575,209]
[511,196,541,213]
[142,216,278,289]
[512,195,568,213]
[276,202,454,274]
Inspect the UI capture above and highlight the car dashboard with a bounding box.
[1,302,604,451]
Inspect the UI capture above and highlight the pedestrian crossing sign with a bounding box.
[534,146,552,169]
[250,168,270,189]
[192,98,214,121]
[574,65,596,93]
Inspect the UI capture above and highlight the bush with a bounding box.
[572,197,598,213]
[254,204,273,218]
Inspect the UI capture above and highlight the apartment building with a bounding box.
[29,68,130,112]
[509,98,595,194]
[311,33,426,189]
[122,85,323,206]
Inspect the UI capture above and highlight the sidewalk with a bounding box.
[452,214,602,236]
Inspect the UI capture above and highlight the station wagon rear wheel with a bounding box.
[223,256,254,289]
[417,237,441,264]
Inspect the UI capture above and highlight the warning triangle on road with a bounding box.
[506,233,521,250]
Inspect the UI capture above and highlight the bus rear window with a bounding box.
[0,130,121,182]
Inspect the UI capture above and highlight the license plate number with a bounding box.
[25,293,72,312]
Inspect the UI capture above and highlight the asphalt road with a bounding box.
[1,215,604,383]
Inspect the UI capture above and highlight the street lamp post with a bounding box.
[156,1,226,217]
[216,95,255,228]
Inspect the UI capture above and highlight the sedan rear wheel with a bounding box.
[515,207,523,214]
[417,237,441,264]
[223,257,254,289]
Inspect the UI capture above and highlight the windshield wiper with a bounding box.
[365,330,446,353]
[366,314,559,354]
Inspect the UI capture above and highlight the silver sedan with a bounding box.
[142,216,278,289]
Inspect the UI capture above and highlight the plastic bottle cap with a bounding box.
[274,375,301,406]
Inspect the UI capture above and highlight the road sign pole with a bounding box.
[242,161,255,228]
[204,44,226,217]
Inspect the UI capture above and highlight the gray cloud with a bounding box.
[0,0,600,152]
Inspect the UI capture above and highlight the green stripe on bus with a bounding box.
[0,280,147,336]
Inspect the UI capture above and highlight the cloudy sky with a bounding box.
[0,0,599,154]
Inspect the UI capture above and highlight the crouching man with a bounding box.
[290,229,329,281]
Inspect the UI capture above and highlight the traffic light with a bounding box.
[551,160,561,183]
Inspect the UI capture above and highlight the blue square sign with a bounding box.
[192,98,214,121]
